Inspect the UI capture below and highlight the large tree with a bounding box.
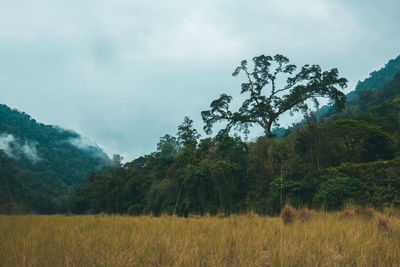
[201,54,348,137]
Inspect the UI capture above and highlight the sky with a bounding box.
[1,0,399,161]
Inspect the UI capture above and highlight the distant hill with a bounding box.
[0,104,111,213]
[348,55,400,101]
[314,55,400,120]
[341,68,400,134]
[312,64,400,140]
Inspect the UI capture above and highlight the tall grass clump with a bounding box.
[281,204,297,224]
[297,207,312,223]
[377,213,392,231]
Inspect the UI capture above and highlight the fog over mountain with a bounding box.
[0,133,39,162]
[0,104,110,213]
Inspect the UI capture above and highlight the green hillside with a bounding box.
[314,55,400,120]
[0,104,110,213]
[348,55,400,101]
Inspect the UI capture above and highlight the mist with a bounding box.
[0,133,39,162]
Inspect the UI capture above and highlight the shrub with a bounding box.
[313,175,365,210]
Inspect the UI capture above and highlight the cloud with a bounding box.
[68,136,110,160]
[68,136,98,151]
[21,143,39,162]
[0,133,39,162]
[0,134,15,158]
[0,0,399,161]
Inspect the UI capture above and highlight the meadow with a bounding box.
[1,206,400,266]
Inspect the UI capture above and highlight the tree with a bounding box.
[395,96,400,126]
[201,54,348,137]
[328,120,395,162]
[157,134,180,160]
[314,175,365,210]
[295,113,323,171]
[177,116,200,148]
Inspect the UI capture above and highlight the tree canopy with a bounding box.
[177,116,200,148]
[201,54,348,137]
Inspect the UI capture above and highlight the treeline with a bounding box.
[70,117,399,216]
[71,58,400,216]
[71,72,400,215]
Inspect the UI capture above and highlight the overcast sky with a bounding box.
[1,0,399,160]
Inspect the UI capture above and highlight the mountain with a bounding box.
[343,68,400,134]
[0,104,111,214]
[314,55,400,120]
[312,65,400,140]
[347,55,400,101]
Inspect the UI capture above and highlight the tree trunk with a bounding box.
[264,123,274,138]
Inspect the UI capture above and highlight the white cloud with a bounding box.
[0,134,15,158]
[21,143,39,162]
[0,133,39,162]
[68,136,98,151]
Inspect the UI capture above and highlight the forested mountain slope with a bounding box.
[0,104,110,213]
[315,55,400,119]
[325,67,400,136]
[348,55,400,101]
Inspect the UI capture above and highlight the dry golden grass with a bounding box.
[281,204,297,225]
[1,209,399,266]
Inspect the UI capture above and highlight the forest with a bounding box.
[69,55,400,216]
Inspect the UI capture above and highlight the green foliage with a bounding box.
[157,134,180,161]
[148,179,178,216]
[177,116,200,148]
[314,175,365,210]
[266,178,314,215]
[328,120,395,162]
[326,159,400,207]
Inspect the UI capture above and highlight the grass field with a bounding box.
[1,207,400,266]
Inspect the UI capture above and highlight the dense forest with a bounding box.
[0,105,110,213]
[70,55,400,216]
